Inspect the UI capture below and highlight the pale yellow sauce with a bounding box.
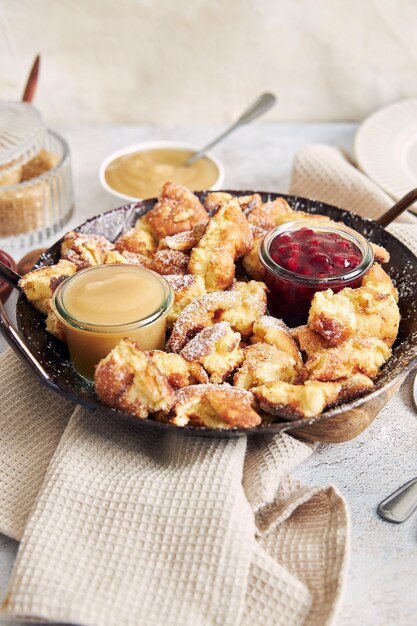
[104,148,219,198]
[63,266,165,325]
[54,265,172,379]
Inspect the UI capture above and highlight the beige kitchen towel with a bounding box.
[0,352,349,626]
[0,350,75,541]
[289,144,417,226]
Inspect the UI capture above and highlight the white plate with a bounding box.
[354,99,417,214]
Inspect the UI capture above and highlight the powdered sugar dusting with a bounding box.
[181,322,231,361]
[164,274,198,291]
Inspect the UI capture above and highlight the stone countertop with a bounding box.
[0,123,416,626]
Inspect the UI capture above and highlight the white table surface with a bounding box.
[0,123,416,626]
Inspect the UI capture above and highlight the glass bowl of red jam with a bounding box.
[259,219,374,326]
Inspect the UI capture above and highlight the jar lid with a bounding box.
[0,101,46,174]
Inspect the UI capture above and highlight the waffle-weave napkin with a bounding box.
[0,352,348,626]
[1,142,416,626]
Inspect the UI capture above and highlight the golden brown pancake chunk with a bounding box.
[233,342,300,390]
[169,384,261,429]
[188,199,253,291]
[204,192,263,214]
[60,231,114,270]
[103,249,153,268]
[115,227,156,258]
[45,307,66,341]
[147,350,208,387]
[153,249,189,275]
[19,259,77,315]
[304,337,391,381]
[158,229,199,252]
[252,380,341,420]
[134,216,156,236]
[242,226,267,281]
[94,339,175,419]
[370,242,390,264]
[181,322,244,383]
[220,280,267,338]
[308,264,400,347]
[167,290,241,353]
[236,194,263,214]
[164,274,206,328]
[291,325,330,358]
[204,192,233,212]
[251,316,303,372]
[142,182,208,239]
[337,373,374,403]
[247,197,292,230]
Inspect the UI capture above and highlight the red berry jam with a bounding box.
[259,221,374,327]
[269,227,363,277]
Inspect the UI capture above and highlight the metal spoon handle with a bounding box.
[377,477,417,523]
[186,92,277,165]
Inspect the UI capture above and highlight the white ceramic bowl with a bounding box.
[99,140,225,202]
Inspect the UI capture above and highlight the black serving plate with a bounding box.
[8,191,417,441]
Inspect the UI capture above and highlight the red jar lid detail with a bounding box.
[269,227,363,278]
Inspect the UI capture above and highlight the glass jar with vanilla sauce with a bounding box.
[52,264,173,380]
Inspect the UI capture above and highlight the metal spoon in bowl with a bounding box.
[185,92,277,166]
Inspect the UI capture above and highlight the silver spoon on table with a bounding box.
[185,92,277,166]
[377,370,417,523]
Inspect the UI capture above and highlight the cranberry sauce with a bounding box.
[269,227,362,277]
[260,223,372,327]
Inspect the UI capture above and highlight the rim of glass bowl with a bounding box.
[259,219,374,285]
[0,129,70,191]
[52,264,173,333]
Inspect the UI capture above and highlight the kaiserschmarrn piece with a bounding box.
[233,342,300,390]
[188,199,253,291]
[220,280,268,338]
[164,274,206,328]
[141,182,208,239]
[60,231,114,270]
[168,281,267,352]
[19,259,77,315]
[337,373,374,403]
[291,325,330,358]
[169,384,261,428]
[370,242,390,264]
[181,322,244,383]
[205,192,264,215]
[167,290,241,353]
[114,227,156,258]
[251,316,304,372]
[103,249,153,268]
[147,350,208,387]
[204,192,232,212]
[158,228,201,252]
[242,226,267,281]
[247,197,292,230]
[308,264,400,347]
[152,249,190,275]
[252,380,341,419]
[94,339,176,419]
[304,337,391,381]
[45,306,66,341]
